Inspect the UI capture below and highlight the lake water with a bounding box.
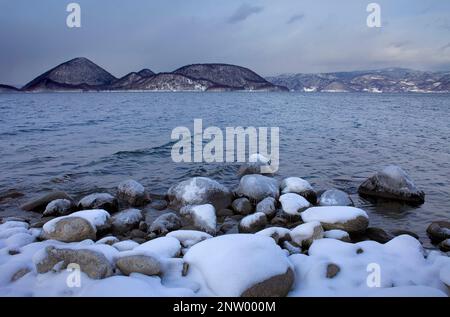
[0,92,449,247]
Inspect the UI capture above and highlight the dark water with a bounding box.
[0,92,449,246]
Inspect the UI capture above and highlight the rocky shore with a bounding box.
[0,164,449,297]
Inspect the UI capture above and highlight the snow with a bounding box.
[440,265,450,286]
[290,221,323,246]
[134,237,181,258]
[96,236,119,245]
[112,209,142,225]
[256,227,291,239]
[240,212,266,228]
[319,189,352,206]
[237,174,279,201]
[118,180,145,196]
[43,209,111,233]
[179,204,216,234]
[324,229,350,240]
[379,165,418,191]
[280,177,313,194]
[113,240,139,252]
[279,193,311,216]
[302,206,368,224]
[178,177,226,203]
[166,230,212,249]
[288,235,450,296]
[184,234,293,296]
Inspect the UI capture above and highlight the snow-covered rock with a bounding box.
[167,177,232,211]
[115,254,161,276]
[78,193,119,213]
[96,236,119,246]
[112,240,139,251]
[134,237,181,258]
[111,209,143,234]
[256,197,277,218]
[167,230,212,249]
[279,193,311,220]
[238,212,267,233]
[301,206,369,233]
[358,165,425,205]
[41,217,96,242]
[148,212,182,235]
[20,191,72,212]
[43,199,75,217]
[365,227,394,244]
[324,230,351,242]
[180,204,217,235]
[289,235,450,296]
[238,153,275,176]
[236,174,279,202]
[184,234,294,297]
[426,221,450,243]
[117,180,149,207]
[439,239,450,252]
[34,246,114,279]
[290,221,324,248]
[256,227,291,244]
[280,177,317,204]
[319,189,353,206]
[231,198,253,215]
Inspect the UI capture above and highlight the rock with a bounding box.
[111,209,143,234]
[391,229,419,240]
[42,217,96,242]
[11,268,31,282]
[34,246,114,279]
[358,165,425,205]
[138,221,148,232]
[283,241,302,255]
[279,193,311,221]
[326,263,341,279]
[280,177,317,205]
[43,199,75,217]
[324,229,351,242]
[20,191,72,212]
[30,217,55,229]
[439,239,450,252]
[180,204,217,235]
[116,255,161,276]
[256,197,277,219]
[184,234,294,297]
[319,189,353,206]
[117,180,149,207]
[256,227,291,244]
[301,206,369,234]
[290,221,324,248]
[96,236,119,245]
[238,154,275,176]
[426,221,450,243]
[216,208,234,217]
[271,215,288,227]
[167,177,232,211]
[149,213,182,235]
[167,230,213,249]
[0,190,24,204]
[150,200,168,211]
[129,229,147,239]
[231,198,253,215]
[78,193,118,213]
[113,240,139,251]
[238,212,267,233]
[365,227,394,243]
[236,175,279,203]
[219,217,239,234]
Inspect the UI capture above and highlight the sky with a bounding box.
[1,0,450,86]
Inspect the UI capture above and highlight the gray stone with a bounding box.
[319,189,353,207]
[149,212,182,235]
[43,199,75,217]
[117,180,149,207]
[111,209,143,234]
[116,255,161,276]
[231,198,253,215]
[365,227,394,244]
[256,197,277,219]
[238,212,268,233]
[439,239,450,252]
[78,193,119,213]
[236,174,279,203]
[426,221,450,243]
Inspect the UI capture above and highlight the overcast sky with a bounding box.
[1,0,450,86]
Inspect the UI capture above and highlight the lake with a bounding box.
[0,92,449,247]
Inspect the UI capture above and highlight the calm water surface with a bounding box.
[0,92,449,247]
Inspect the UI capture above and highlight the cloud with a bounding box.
[227,4,263,24]
[287,14,305,25]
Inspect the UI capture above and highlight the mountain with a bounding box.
[0,84,20,93]
[137,69,155,77]
[23,57,117,91]
[267,68,450,93]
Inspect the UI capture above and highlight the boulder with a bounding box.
[290,221,324,248]
[301,206,369,234]
[324,229,351,242]
[180,204,217,235]
[111,209,143,234]
[319,189,353,206]
[150,200,168,211]
[113,240,139,251]
[279,193,311,221]
[439,239,450,252]
[365,227,394,244]
[238,212,268,233]
[231,198,253,215]
[280,177,317,205]
[78,193,119,213]
[117,180,149,206]
[236,174,279,203]
[256,197,277,219]
[256,227,291,244]
[115,255,161,276]
[358,165,425,205]
[41,217,96,242]
[43,199,76,217]
[96,236,120,246]
[20,191,72,212]
[168,177,232,211]
[184,234,294,297]
[219,217,239,234]
[148,212,182,235]
[34,246,114,279]
[167,230,213,249]
[426,221,450,243]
